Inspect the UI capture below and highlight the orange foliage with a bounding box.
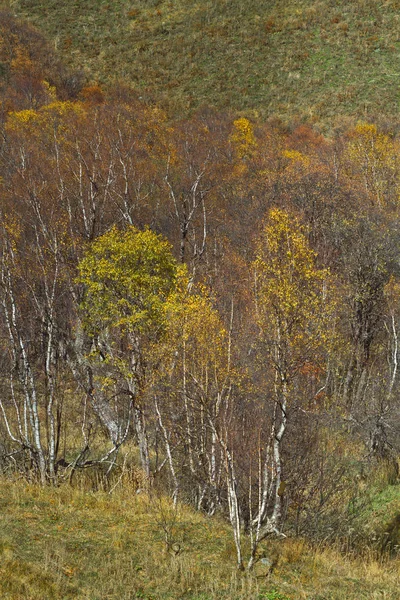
[79,84,105,105]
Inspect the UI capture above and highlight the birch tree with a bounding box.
[77,226,180,477]
[155,281,243,566]
[248,208,332,568]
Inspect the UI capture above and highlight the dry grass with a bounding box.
[1,477,400,598]
[7,0,400,126]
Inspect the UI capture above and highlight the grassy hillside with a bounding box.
[8,0,400,124]
[1,478,400,599]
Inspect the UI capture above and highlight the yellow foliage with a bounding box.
[353,122,378,137]
[253,208,334,381]
[346,121,397,206]
[6,101,87,138]
[7,108,37,124]
[3,216,21,247]
[282,148,310,166]
[158,274,235,402]
[42,80,57,101]
[42,100,85,116]
[230,117,257,159]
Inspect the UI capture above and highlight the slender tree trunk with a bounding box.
[134,405,150,478]
[155,398,179,504]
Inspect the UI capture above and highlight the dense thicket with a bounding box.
[1,10,400,569]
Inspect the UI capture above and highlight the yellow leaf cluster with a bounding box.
[282,148,310,166]
[346,121,398,206]
[253,208,333,376]
[230,117,257,159]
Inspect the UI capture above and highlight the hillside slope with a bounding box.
[1,479,400,599]
[9,0,400,124]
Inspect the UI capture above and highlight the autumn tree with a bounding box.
[77,226,180,476]
[0,97,175,481]
[248,207,333,567]
[0,160,74,484]
[344,122,399,209]
[163,115,221,272]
